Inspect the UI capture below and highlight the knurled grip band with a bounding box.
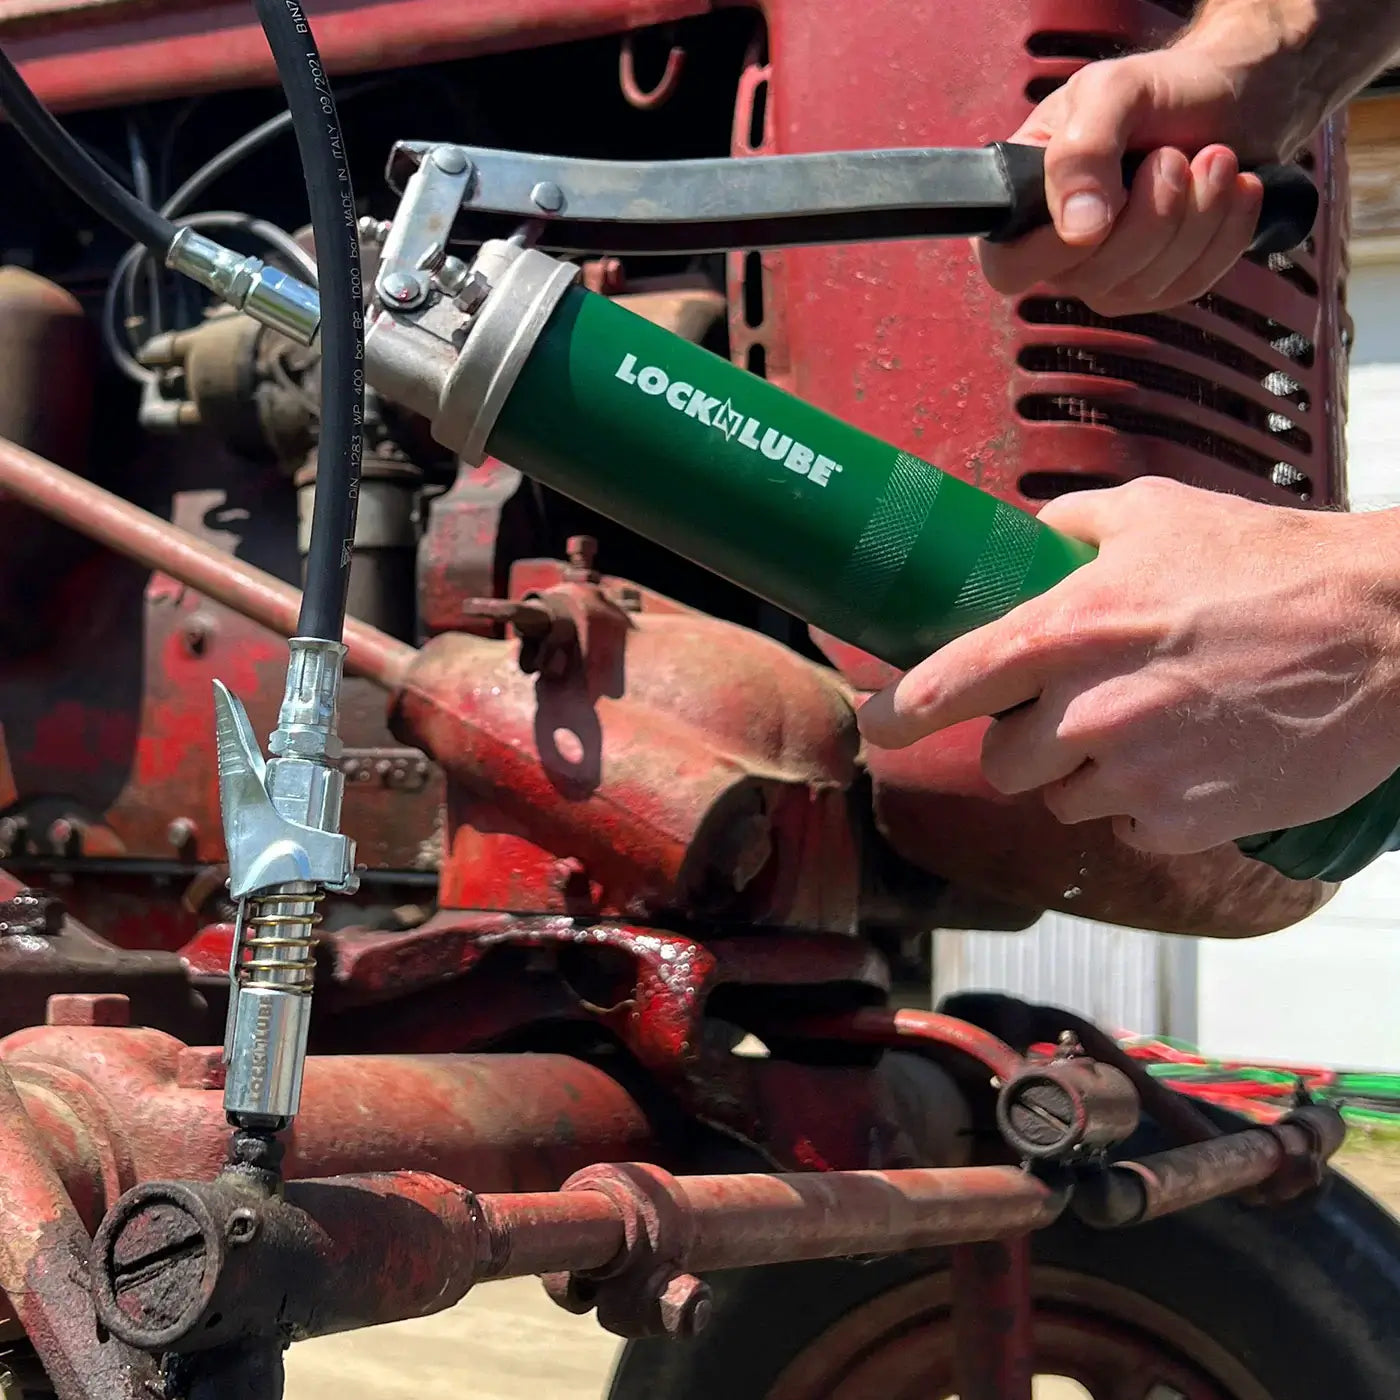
[832,451,1040,656]
[946,497,1039,635]
[830,451,944,639]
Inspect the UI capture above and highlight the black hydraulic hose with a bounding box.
[253,0,364,643]
[0,49,177,254]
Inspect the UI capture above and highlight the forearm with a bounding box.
[1183,0,1400,155]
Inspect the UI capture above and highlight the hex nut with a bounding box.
[657,1273,712,1340]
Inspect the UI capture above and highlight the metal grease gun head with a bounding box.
[214,638,357,1130]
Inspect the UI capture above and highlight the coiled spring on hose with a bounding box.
[233,885,322,995]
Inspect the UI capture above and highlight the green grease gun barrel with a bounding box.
[485,286,1387,884]
[489,285,1094,672]
[389,258,1378,885]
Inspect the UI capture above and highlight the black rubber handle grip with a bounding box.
[986,141,1319,255]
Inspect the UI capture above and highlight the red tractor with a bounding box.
[0,2,1390,1398]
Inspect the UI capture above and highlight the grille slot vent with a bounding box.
[1016,345,1312,452]
[1015,395,1312,497]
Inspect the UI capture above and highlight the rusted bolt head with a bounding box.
[542,1271,598,1316]
[658,1273,712,1340]
[167,817,197,852]
[551,857,592,905]
[93,1185,220,1349]
[47,993,131,1027]
[47,817,78,852]
[566,534,598,570]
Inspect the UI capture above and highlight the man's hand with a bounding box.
[978,43,1268,316]
[857,479,1400,855]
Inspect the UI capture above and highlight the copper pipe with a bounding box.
[0,435,415,687]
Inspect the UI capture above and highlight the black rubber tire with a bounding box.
[608,1167,1400,1400]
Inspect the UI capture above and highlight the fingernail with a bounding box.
[1206,150,1234,191]
[1061,192,1111,239]
[1162,152,1189,192]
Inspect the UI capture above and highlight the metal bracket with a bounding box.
[213,682,357,901]
[375,144,476,309]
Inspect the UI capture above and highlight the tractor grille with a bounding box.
[1013,5,1348,509]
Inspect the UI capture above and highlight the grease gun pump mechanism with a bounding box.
[209,134,1329,1147]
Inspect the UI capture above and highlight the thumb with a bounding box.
[1045,62,1149,246]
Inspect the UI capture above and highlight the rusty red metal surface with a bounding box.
[1073,1104,1346,1227]
[316,915,883,1052]
[92,1171,493,1353]
[2,0,709,112]
[861,717,1334,937]
[0,870,209,1036]
[0,434,444,928]
[178,912,903,1177]
[556,1159,1065,1289]
[0,1023,656,1244]
[0,438,414,688]
[0,1060,160,1400]
[750,0,1348,932]
[952,1236,1034,1400]
[392,563,860,924]
[307,913,896,1170]
[754,0,1347,510]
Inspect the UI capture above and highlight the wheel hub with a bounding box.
[768,1267,1272,1400]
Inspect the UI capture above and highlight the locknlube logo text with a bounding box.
[615,354,844,487]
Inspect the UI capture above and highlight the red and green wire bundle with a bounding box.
[1025,1034,1400,1130]
[1119,1035,1400,1131]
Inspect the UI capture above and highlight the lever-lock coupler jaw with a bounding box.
[214,638,357,1132]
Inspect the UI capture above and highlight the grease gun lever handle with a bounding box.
[384,140,1317,258]
[985,142,1319,256]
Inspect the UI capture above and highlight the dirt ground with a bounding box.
[278,1139,1400,1400]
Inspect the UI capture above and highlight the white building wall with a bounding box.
[937,255,1400,1068]
[1194,252,1400,1071]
